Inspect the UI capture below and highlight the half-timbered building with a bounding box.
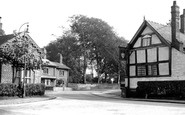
[123,1,185,94]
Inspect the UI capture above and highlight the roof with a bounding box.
[147,20,185,45]
[129,20,185,48]
[0,34,15,46]
[42,59,70,70]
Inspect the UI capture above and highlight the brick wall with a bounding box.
[1,64,12,83]
[171,48,185,79]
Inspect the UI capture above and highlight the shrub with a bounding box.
[0,83,17,96]
[25,83,45,96]
[56,79,64,87]
[136,81,185,99]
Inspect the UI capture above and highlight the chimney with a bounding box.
[0,17,2,29]
[59,53,63,64]
[171,1,180,45]
[0,17,5,36]
[180,9,185,33]
[43,48,47,59]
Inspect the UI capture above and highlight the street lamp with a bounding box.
[18,22,29,98]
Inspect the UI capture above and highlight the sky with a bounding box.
[0,0,185,48]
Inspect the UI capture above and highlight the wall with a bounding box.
[126,48,185,89]
[171,48,185,78]
[56,69,69,85]
[1,64,12,83]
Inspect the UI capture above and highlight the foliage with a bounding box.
[0,33,42,70]
[70,15,127,83]
[136,81,185,99]
[45,15,127,83]
[56,79,64,87]
[45,35,83,83]
[25,83,45,96]
[0,83,17,96]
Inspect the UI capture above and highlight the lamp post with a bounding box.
[18,22,29,98]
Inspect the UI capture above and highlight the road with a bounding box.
[0,91,185,115]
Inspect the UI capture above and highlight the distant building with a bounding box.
[41,52,70,87]
[121,1,185,95]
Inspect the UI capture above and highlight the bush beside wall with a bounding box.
[136,81,185,99]
[25,83,45,96]
[0,83,17,96]
[0,83,45,97]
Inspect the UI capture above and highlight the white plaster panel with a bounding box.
[159,47,169,61]
[159,63,169,75]
[137,50,146,63]
[147,48,157,62]
[152,34,161,44]
[129,65,136,76]
[133,37,141,48]
[141,27,153,35]
[129,51,135,64]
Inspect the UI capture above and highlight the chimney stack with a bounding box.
[0,17,5,36]
[0,17,2,29]
[171,1,180,45]
[180,9,185,33]
[59,53,63,64]
[43,48,47,59]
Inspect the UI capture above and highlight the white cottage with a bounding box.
[122,1,185,96]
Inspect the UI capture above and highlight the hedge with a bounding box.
[0,83,45,97]
[0,83,17,96]
[25,83,45,96]
[136,81,185,99]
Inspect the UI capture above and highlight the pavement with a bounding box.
[0,89,185,106]
[91,89,185,104]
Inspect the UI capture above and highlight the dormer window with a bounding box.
[141,35,151,47]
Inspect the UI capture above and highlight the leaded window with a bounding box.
[148,64,158,76]
[137,65,146,76]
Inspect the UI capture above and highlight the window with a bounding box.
[137,64,158,77]
[59,70,65,76]
[137,65,146,76]
[43,68,49,74]
[142,35,151,47]
[148,64,158,76]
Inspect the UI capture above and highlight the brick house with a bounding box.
[121,1,185,95]
[41,50,70,87]
[0,33,42,84]
[0,18,70,86]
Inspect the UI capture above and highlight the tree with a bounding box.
[45,15,127,84]
[70,15,127,83]
[45,34,83,83]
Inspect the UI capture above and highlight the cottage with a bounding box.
[121,1,185,96]
[0,32,42,84]
[0,18,70,87]
[41,51,70,88]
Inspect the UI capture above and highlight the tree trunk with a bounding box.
[82,50,87,84]
[0,63,1,83]
[105,72,108,83]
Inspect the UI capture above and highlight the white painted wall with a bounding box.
[126,47,185,89]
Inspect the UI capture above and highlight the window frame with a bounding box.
[141,35,152,47]
[43,67,49,74]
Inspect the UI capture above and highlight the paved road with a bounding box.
[0,91,185,115]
